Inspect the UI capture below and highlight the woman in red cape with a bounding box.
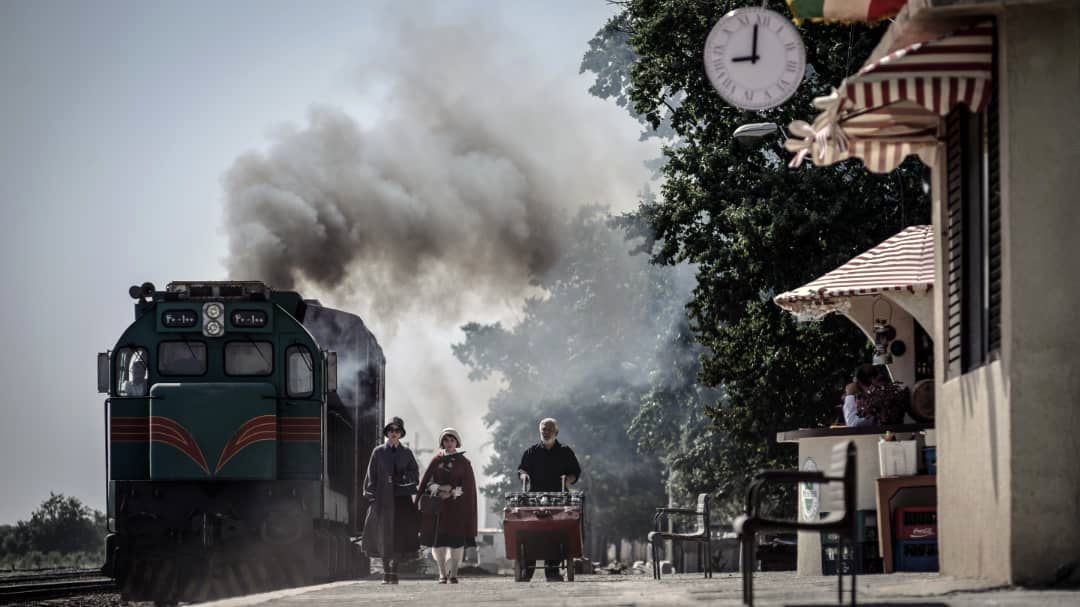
[416,427,478,583]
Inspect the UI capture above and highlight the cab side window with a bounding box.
[286,345,314,397]
[158,341,207,376]
[116,347,149,396]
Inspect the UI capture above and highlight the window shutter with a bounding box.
[945,110,964,378]
[986,71,1002,353]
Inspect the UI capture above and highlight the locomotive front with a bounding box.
[97,281,370,602]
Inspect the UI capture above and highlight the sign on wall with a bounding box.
[801,457,820,520]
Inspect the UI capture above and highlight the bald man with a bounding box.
[517,417,582,580]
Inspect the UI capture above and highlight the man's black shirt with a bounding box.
[518,440,582,492]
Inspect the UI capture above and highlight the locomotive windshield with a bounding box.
[158,341,207,376]
[225,341,273,376]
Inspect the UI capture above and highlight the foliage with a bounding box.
[0,494,106,567]
[579,9,675,141]
[581,0,931,511]
[0,551,103,571]
[859,382,911,425]
[454,208,714,542]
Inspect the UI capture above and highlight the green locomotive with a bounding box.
[96,281,384,602]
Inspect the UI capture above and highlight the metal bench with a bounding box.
[733,441,857,606]
[647,493,713,580]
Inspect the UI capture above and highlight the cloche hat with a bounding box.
[383,416,406,438]
[439,427,462,448]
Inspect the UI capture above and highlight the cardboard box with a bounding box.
[878,440,918,476]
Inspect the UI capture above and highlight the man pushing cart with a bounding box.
[507,417,583,582]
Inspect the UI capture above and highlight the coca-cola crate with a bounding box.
[894,506,937,541]
[894,539,939,572]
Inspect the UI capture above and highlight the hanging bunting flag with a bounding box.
[787,0,908,24]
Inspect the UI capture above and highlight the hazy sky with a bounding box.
[0,0,656,524]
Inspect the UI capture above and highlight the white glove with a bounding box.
[428,482,440,496]
[451,486,464,499]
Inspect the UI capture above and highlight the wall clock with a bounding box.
[703,6,806,111]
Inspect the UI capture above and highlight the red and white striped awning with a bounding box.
[785,13,993,173]
[774,225,933,318]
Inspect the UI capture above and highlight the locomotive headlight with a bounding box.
[204,302,224,319]
[203,303,225,337]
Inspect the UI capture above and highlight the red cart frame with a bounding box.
[503,491,585,582]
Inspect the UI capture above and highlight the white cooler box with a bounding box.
[878,440,918,476]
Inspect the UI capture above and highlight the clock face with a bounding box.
[703,7,806,111]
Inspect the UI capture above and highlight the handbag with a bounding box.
[419,494,443,515]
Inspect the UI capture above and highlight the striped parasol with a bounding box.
[774,225,933,320]
[787,0,908,24]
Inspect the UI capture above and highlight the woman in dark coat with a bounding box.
[416,427,477,583]
[362,416,420,584]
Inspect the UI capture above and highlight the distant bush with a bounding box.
[0,494,105,570]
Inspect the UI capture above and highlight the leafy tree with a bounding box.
[582,0,930,511]
[27,493,104,554]
[0,494,105,559]
[580,10,675,141]
[454,208,712,553]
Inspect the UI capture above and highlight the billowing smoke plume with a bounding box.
[220,14,658,501]
[223,19,655,322]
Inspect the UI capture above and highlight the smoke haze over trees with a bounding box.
[454,209,720,548]
[580,0,931,509]
[217,13,659,472]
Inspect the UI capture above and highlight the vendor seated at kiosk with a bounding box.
[842,364,888,427]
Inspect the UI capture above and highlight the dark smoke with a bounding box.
[222,19,654,322]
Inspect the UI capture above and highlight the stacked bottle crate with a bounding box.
[820,510,883,575]
[893,506,938,571]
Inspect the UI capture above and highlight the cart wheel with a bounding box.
[566,558,575,582]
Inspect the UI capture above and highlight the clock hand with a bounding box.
[732,25,760,64]
[751,24,759,64]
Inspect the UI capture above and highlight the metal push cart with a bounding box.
[503,486,585,582]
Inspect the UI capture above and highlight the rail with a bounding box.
[0,571,116,604]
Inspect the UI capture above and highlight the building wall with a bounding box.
[999,2,1080,585]
[936,359,1012,581]
[935,1,1080,585]
[841,295,923,388]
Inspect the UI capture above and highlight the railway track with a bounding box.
[0,571,116,604]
